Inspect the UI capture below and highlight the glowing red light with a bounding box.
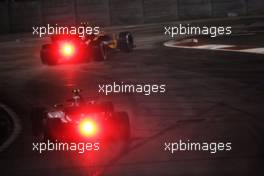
[79,119,97,137]
[60,43,75,57]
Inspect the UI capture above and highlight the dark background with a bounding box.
[0,0,264,33]
[0,0,264,175]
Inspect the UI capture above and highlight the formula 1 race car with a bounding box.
[40,31,134,65]
[31,89,130,142]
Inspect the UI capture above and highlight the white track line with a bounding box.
[241,48,264,54]
[194,44,235,50]
[0,103,21,152]
[164,40,264,55]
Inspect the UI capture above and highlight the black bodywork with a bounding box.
[40,31,134,65]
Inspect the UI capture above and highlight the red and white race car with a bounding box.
[31,89,130,142]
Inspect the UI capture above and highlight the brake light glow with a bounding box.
[60,43,75,57]
[79,119,97,137]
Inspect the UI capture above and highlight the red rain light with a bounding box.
[79,119,97,137]
[60,43,75,57]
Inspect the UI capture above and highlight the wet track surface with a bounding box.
[0,24,264,175]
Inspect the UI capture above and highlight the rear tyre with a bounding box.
[101,101,114,113]
[40,44,58,65]
[118,31,134,52]
[43,123,54,142]
[112,112,130,141]
[93,42,108,61]
[31,107,45,140]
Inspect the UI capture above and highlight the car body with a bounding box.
[31,89,130,142]
[40,31,134,65]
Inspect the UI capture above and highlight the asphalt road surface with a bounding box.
[0,23,263,176]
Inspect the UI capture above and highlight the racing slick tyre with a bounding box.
[93,42,108,61]
[43,120,58,142]
[101,101,114,113]
[31,107,45,140]
[118,31,134,52]
[113,112,130,141]
[40,44,58,65]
